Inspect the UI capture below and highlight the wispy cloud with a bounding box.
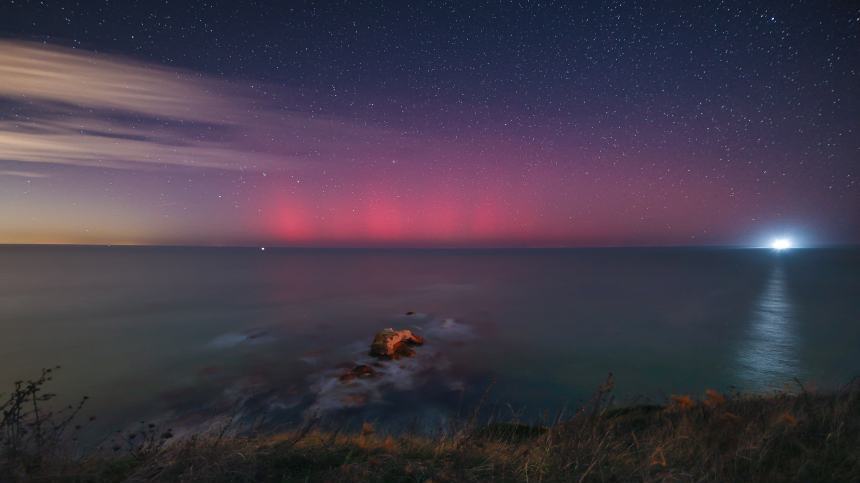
[0,41,404,172]
[0,169,50,178]
[0,41,236,122]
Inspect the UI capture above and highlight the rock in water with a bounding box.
[370,328,425,359]
[338,364,377,382]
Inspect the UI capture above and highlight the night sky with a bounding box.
[0,1,857,247]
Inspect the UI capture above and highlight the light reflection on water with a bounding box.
[736,265,801,390]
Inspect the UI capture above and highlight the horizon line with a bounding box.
[0,241,850,250]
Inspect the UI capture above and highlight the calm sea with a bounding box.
[1,246,858,435]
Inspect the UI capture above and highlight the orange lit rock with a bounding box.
[370,328,425,359]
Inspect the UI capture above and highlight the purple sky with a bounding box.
[0,2,857,247]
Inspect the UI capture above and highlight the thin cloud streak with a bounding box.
[0,169,50,178]
[0,118,277,171]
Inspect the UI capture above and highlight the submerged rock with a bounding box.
[369,328,425,359]
[338,364,377,383]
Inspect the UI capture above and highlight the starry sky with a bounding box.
[0,0,857,247]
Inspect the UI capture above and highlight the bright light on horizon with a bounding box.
[771,238,793,251]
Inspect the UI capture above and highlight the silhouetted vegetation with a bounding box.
[2,371,858,482]
[0,367,89,477]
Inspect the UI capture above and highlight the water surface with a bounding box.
[1,246,858,434]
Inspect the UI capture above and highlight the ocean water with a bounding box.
[1,246,858,435]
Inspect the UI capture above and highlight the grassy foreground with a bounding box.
[3,373,859,482]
